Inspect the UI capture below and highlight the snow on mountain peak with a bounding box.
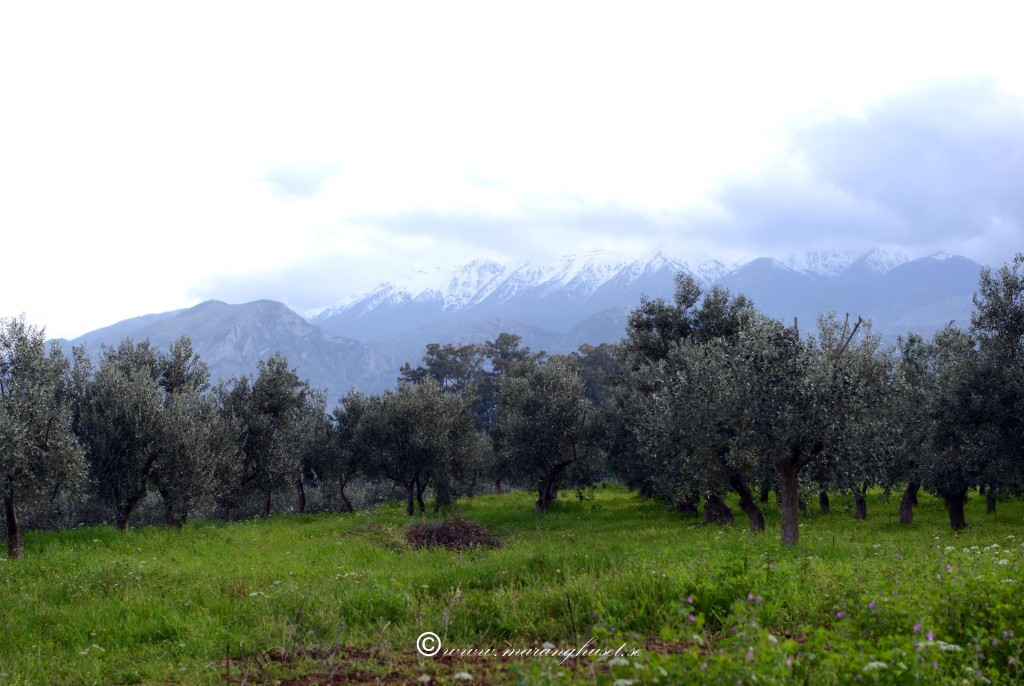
[784,250,859,278]
[310,247,924,322]
[860,248,910,273]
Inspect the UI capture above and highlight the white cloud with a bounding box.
[2,1,1023,337]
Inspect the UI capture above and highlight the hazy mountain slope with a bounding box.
[65,300,399,399]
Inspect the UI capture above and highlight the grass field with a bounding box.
[1,485,1022,684]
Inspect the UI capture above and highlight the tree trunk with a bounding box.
[221,502,233,522]
[818,489,830,515]
[854,491,867,520]
[339,477,354,513]
[675,497,699,517]
[944,489,970,531]
[116,490,147,531]
[494,478,502,495]
[116,510,132,531]
[405,485,415,516]
[729,475,765,533]
[987,490,997,514]
[536,479,557,513]
[415,481,426,515]
[759,483,770,503]
[779,468,800,546]
[899,482,919,524]
[263,489,272,517]
[4,495,24,559]
[296,478,306,514]
[164,505,184,529]
[703,493,735,525]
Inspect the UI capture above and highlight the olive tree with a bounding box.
[921,325,993,530]
[496,358,604,513]
[0,317,86,558]
[215,353,311,517]
[77,339,166,530]
[971,253,1024,504]
[358,378,476,516]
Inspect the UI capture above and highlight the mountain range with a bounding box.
[55,248,984,400]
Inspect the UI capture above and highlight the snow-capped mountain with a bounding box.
[310,247,977,344]
[58,247,985,397]
[783,248,910,277]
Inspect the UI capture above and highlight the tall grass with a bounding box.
[0,485,1020,684]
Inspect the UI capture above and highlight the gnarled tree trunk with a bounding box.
[675,497,698,517]
[729,473,765,533]
[415,481,426,515]
[296,478,307,514]
[854,491,867,520]
[164,505,184,529]
[339,476,354,513]
[943,488,970,531]
[536,478,558,513]
[5,495,24,559]
[703,493,735,525]
[898,482,919,524]
[819,488,830,515]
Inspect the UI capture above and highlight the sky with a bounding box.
[2,1,1023,339]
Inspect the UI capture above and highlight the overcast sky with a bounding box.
[2,2,1023,339]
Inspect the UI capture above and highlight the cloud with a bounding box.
[696,80,1024,264]
[264,165,338,199]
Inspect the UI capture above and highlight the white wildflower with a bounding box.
[863,662,888,672]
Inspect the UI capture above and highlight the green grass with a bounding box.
[1,486,1022,684]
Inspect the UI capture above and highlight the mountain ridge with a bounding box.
[55,248,983,398]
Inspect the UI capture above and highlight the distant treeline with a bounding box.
[1,253,1021,557]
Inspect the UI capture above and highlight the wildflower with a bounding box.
[608,657,630,667]
[700,662,708,671]
[867,602,875,610]
[452,672,473,682]
[786,657,793,667]
[687,596,694,604]
[748,593,755,601]
[946,565,953,573]
[837,611,845,619]
[1004,630,1014,639]
[927,631,934,642]
[688,614,696,623]
[913,623,922,633]
[746,648,755,661]
[1010,657,1016,666]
